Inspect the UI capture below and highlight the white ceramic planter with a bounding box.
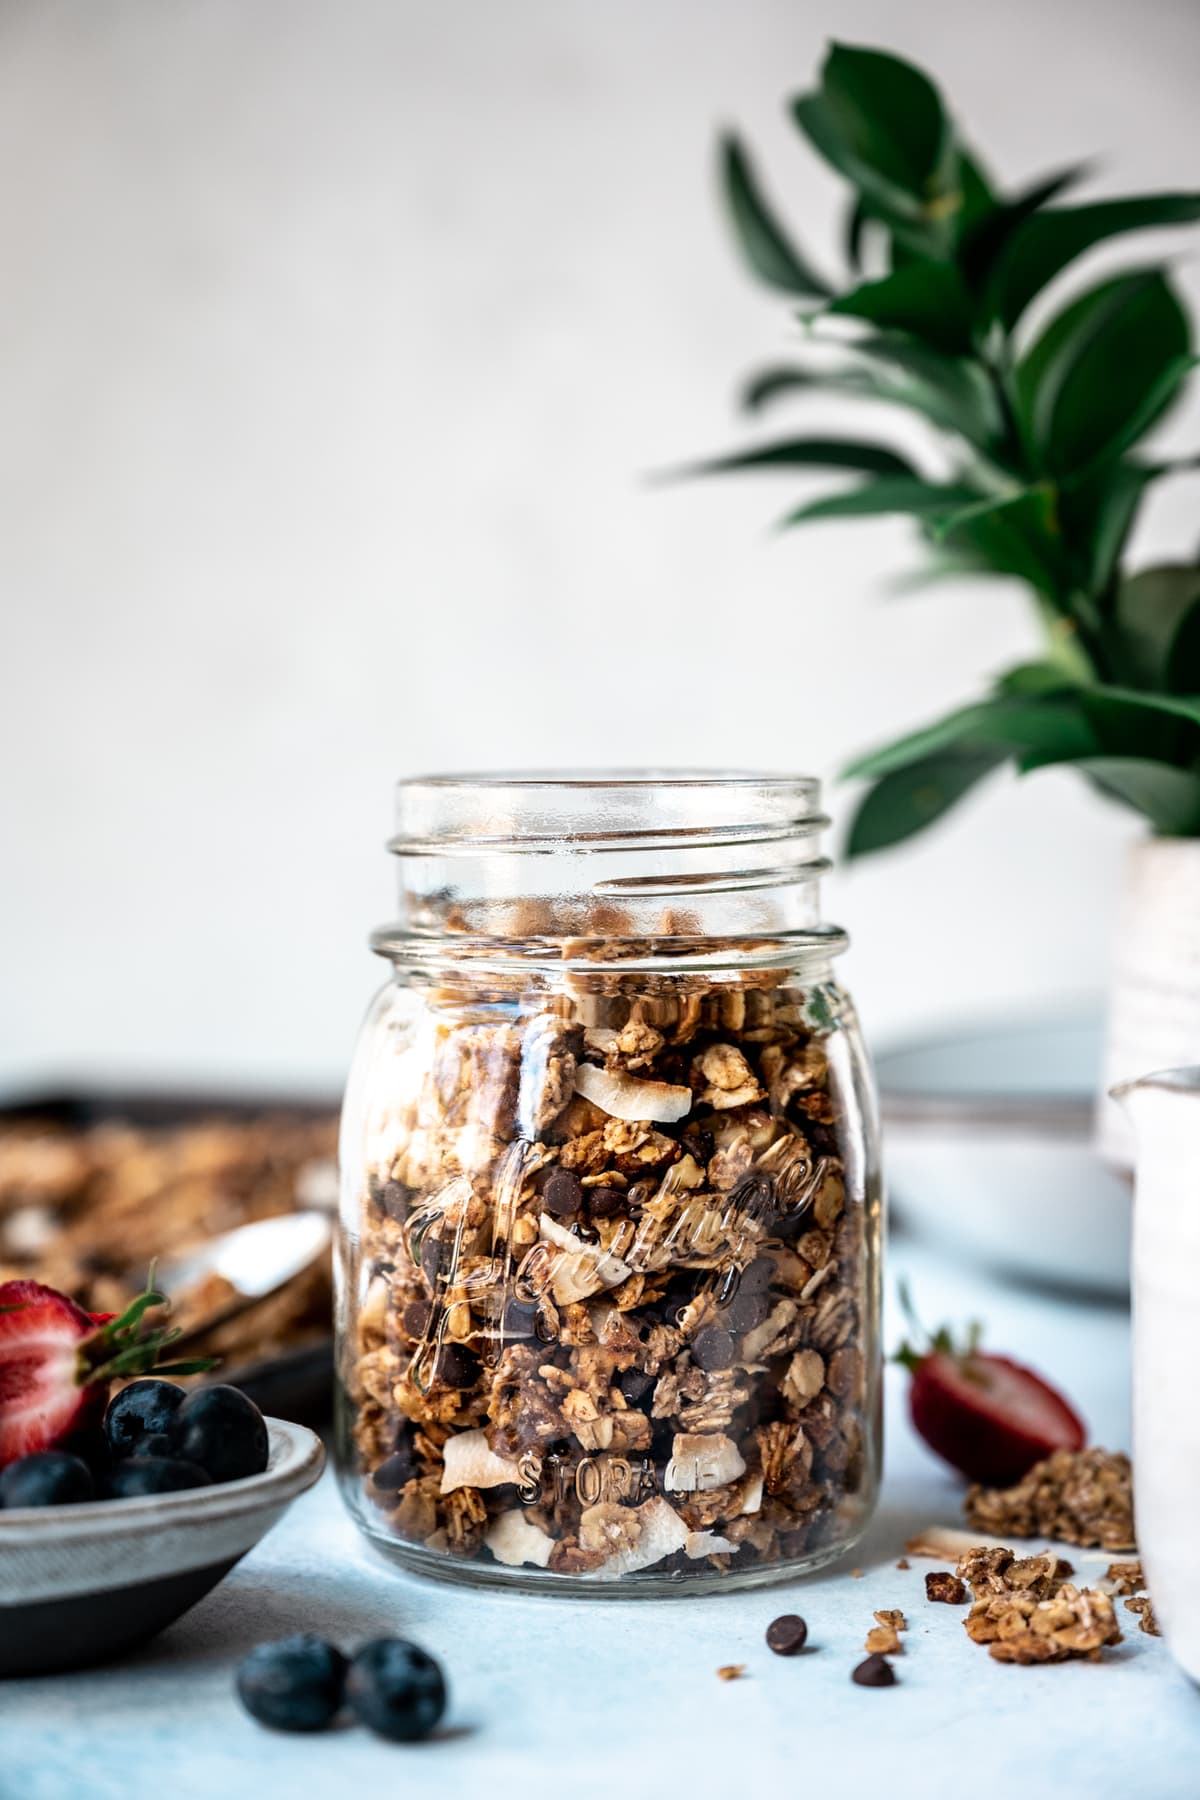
[1115,1069,1200,1685]
[1098,837,1200,1169]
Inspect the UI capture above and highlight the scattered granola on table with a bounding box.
[1124,1595,1160,1637]
[716,1664,747,1682]
[963,1448,1135,1552]
[925,1570,967,1604]
[955,1543,1121,1664]
[864,1608,906,1656]
[1104,1559,1146,1597]
[343,949,879,1584]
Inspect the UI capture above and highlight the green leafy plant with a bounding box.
[699,41,1200,853]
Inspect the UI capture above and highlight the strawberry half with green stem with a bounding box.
[0,1275,214,1470]
[895,1283,1086,1487]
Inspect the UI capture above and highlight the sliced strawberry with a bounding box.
[0,1281,100,1465]
[0,1277,214,1470]
[895,1287,1086,1486]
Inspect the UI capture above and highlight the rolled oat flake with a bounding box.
[765,1614,808,1656]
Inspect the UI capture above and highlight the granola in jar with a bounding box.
[335,773,882,1593]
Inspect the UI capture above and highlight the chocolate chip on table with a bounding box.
[692,1325,736,1372]
[851,1653,896,1688]
[765,1614,808,1656]
[542,1169,583,1218]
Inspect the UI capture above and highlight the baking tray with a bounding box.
[0,1085,339,1427]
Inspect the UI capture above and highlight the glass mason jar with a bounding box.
[336,773,882,1594]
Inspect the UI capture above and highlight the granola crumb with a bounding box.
[896,1557,910,1571]
[864,1624,903,1656]
[874,1608,906,1631]
[716,1663,747,1681]
[850,1567,864,1578]
[1124,1595,1160,1636]
[925,1570,967,1605]
[954,1544,1122,1664]
[963,1448,1135,1552]
[1105,1559,1146,1597]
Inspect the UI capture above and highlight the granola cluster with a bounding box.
[964,1448,1135,1551]
[346,969,875,1582]
[956,1545,1122,1664]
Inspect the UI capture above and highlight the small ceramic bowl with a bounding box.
[0,1417,324,1677]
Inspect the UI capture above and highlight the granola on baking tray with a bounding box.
[342,958,877,1582]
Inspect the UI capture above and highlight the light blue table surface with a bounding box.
[6,1236,1196,1800]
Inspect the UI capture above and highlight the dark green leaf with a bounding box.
[1060,460,1160,596]
[845,748,1008,855]
[780,477,976,528]
[739,365,872,412]
[852,334,1002,445]
[995,660,1081,697]
[1112,564,1200,690]
[1078,758,1200,833]
[1014,270,1191,477]
[955,147,998,240]
[958,164,1092,288]
[790,91,927,224]
[680,437,917,480]
[826,261,975,353]
[937,487,1068,599]
[989,194,1200,327]
[844,197,870,271]
[819,43,949,198]
[719,136,832,297]
[844,692,1093,778]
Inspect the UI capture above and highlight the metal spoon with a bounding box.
[157,1210,333,1344]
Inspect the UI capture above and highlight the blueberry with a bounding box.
[105,1379,187,1458]
[135,1433,175,1458]
[0,1451,95,1508]
[345,1639,447,1742]
[236,1636,348,1733]
[105,1456,212,1497]
[168,1385,269,1484]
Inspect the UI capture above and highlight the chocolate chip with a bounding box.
[377,1179,409,1222]
[371,1447,415,1492]
[765,1614,808,1656]
[618,1368,654,1406]
[681,1125,715,1167]
[851,1653,896,1688]
[433,1341,479,1389]
[542,1169,583,1218]
[584,1186,624,1220]
[740,1255,775,1294]
[499,1298,539,1335]
[420,1231,443,1287]
[692,1325,736,1372]
[402,1298,432,1338]
[726,1286,771,1333]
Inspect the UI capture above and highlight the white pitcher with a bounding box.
[1113,1066,1200,1683]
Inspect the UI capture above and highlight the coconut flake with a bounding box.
[738,1474,764,1516]
[686,1529,739,1558]
[582,1498,690,1577]
[440,1429,521,1494]
[539,1212,632,1304]
[486,1510,554,1568]
[573,1062,692,1124]
[664,1432,747,1494]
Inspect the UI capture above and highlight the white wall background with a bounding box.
[1,0,1198,1095]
